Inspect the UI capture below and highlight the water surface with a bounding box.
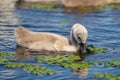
[0,6,120,80]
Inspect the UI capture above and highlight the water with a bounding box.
[0,2,120,80]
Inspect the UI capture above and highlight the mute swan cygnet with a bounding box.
[14,23,88,53]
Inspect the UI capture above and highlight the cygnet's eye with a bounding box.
[77,36,82,44]
[77,34,81,40]
[78,36,81,40]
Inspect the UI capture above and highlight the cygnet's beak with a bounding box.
[79,43,87,53]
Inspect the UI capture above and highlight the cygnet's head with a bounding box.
[70,23,88,53]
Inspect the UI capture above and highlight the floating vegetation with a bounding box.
[89,59,120,68]
[30,4,54,10]
[0,52,55,75]
[107,4,120,9]
[105,59,120,68]
[96,4,120,10]
[58,20,69,23]
[1,50,120,76]
[0,52,14,56]
[36,55,91,70]
[29,4,62,10]
[5,63,55,75]
[86,45,107,53]
[0,52,16,64]
[94,73,120,80]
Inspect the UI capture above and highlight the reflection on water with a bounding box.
[15,46,78,59]
[0,0,19,52]
[15,46,33,60]
[72,69,88,78]
[0,0,19,25]
[15,45,86,61]
[15,46,88,78]
[14,46,57,60]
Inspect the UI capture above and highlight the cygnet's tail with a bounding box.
[14,26,30,45]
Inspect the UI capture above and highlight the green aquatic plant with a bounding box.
[36,55,91,69]
[30,4,54,10]
[59,20,69,23]
[105,59,120,68]
[0,52,16,64]
[107,4,120,9]
[94,73,120,80]
[96,4,120,10]
[0,52,14,56]
[29,4,62,10]
[1,52,120,76]
[86,45,107,53]
[0,52,55,75]
[0,58,16,64]
[5,63,55,75]
[89,59,120,68]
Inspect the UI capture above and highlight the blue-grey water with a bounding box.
[0,6,120,80]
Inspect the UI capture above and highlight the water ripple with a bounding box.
[0,6,120,80]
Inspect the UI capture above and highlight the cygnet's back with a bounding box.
[14,26,77,52]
